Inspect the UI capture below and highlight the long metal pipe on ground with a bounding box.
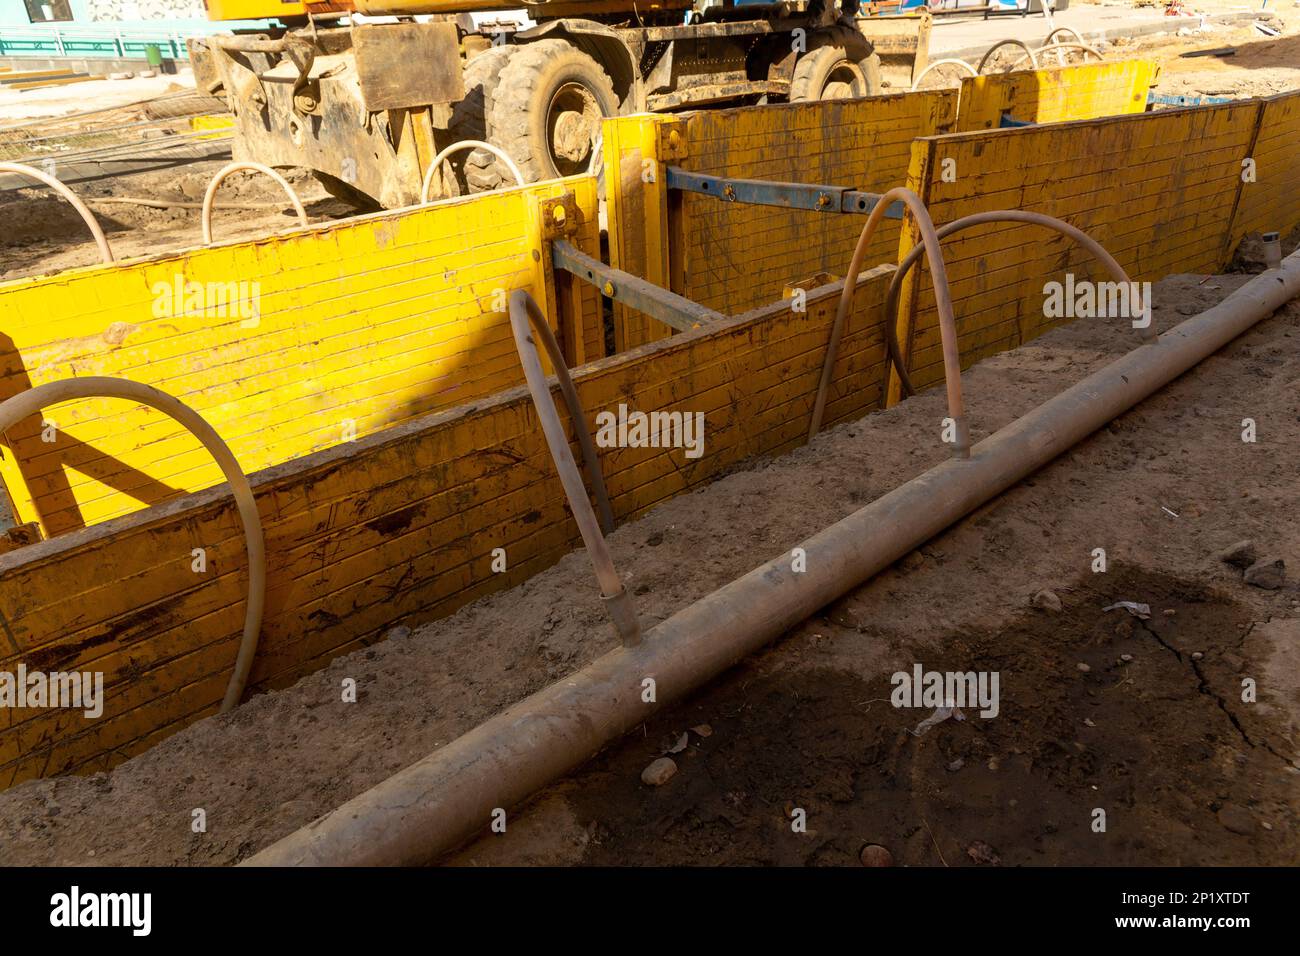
[244,249,1300,866]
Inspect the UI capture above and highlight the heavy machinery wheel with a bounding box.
[447,44,515,194]
[790,34,881,101]
[486,39,620,182]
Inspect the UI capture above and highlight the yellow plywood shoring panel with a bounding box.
[602,112,679,352]
[0,268,894,787]
[1228,89,1300,249]
[190,114,235,140]
[955,59,1160,133]
[678,91,958,318]
[0,177,601,537]
[895,102,1264,396]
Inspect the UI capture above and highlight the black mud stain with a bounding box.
[553,566,1298,866]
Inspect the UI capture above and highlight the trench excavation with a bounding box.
[2,29,1298,873]
[246,249,1300,866]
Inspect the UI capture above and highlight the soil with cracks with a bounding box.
[0,271,1297,866]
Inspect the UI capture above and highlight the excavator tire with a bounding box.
[789,29,882,102]
[486,39,619,183]
[447,44,516,194]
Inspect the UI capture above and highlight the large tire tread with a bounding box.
[487,39,619,183]
[447,44,515,194]
[790,28,881,102]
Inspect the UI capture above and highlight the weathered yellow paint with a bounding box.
[894,101,1268,396]
[603,91,957,350]
[1227,89,1300,252]
[955,59,1160,132]
[7,87,1300,790]
[601,112,680,352]
[676,91,958,317]
[0,177,601,537]
[190,114,235,140]
[0,265,895,788]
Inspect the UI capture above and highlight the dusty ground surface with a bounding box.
[923,6,1300,99]
[1118,14,1300,100]
[2,9,1298,282]
[0,161,341,283]
[0,7,1298,868]
[0,71,203,123]
[0,72,344,283]
[0,262,1296,866]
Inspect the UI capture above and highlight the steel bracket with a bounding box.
[1147,91,1232,107]
[656,121,688,162]
[664,166,904,219]
[551,239,724,333]
[540,193,580,240]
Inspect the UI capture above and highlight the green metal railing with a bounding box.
[0,26,192,61]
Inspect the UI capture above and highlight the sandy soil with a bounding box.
[0,72,203,123]
[926,9,1300,100]
[0,262,1296,867]
[0,71,346,283]
[1,5,1298,868]
[0,161,342,283]
[1116,16,1300,100]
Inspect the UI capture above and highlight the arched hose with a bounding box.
[0,161,114,264]
[420,140,525,204]
[1008,42,1104,71]
[882,210,1155,398]
[507,289,641,647]
[977,39,1039,74]
[808,187,968,458]
[202,161,308,245]
[1043,28,1083,68]
[910,57,979,91]
[0,377,265,712]
[1044,26,1085,46]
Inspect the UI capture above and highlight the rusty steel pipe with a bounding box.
[883,210,1154,398]
[1008,43,1104,71]
[208,34,291,54]
[808,187,966,455]
[909,57,978,91]
[243,247,1300,868]
[507,290,640,647]
[420,141,524,203]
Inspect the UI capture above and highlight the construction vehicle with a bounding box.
[191,1,930,208]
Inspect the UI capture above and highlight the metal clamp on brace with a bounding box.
[664,166,906,219]
[550,239,725,333]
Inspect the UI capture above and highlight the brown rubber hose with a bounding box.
[0,377,265,712]
[809,187,967,457]
[883,209,1154,399]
